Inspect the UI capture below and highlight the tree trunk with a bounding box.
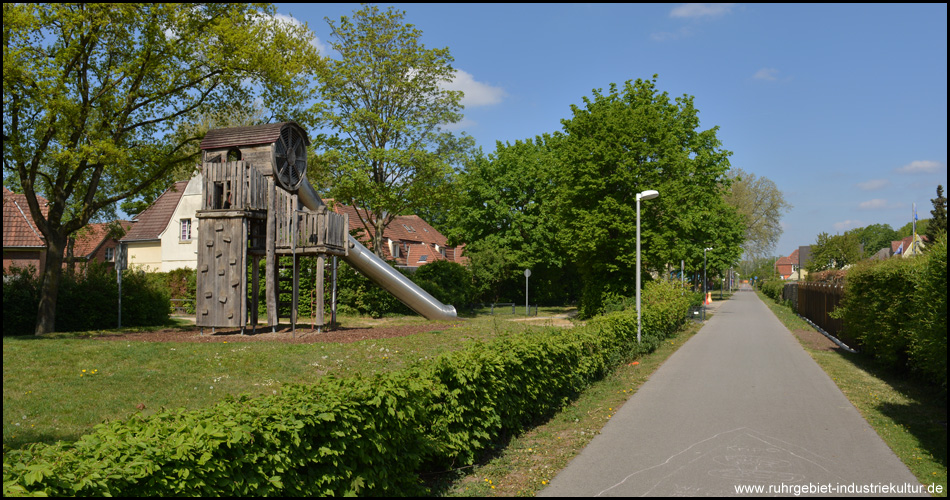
[372,218,386,258]
[34,234,67,335]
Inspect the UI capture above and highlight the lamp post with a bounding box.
[703,247,713,321]
[636,189,659,344]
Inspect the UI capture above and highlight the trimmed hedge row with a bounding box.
[3,280,693,496]
[832,233,947,390]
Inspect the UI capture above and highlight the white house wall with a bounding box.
[159,174,202,272]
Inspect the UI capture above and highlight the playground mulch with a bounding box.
[94,322,458,344]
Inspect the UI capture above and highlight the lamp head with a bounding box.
[637,189,659,201]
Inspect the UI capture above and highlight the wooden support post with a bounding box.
[265,177,277,331]
[316,254,325,330]
[292,254,300,337]
[331,256,338,327]
[251,255,260,333]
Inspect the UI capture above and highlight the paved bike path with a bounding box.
[540,287,924,496]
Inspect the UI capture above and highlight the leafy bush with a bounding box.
[3,277,694,496]
[411,260,474,307]
[759,279,786,303]
[1,263,170,333]
[2,265,41,335]
[831,236,946,390]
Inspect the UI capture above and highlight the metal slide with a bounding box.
[297,182,457,321]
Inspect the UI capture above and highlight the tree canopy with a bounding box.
[556,76,743,316]
[723,168,791,260]
[806,231,863,272]
[311,5,473,256]
[3,3,319,333]
[927,184,946,242]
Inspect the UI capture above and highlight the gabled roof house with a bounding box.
[328,201,465,269]
[119,175,202,272]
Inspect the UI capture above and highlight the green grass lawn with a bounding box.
[2,309,577,452]
[755,290,947,497]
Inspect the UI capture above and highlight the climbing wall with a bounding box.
[195,214,247,328]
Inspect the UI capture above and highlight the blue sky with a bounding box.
[277,3,948,257]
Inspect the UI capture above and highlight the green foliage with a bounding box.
[1,263,170,332]
[908,232,947,391]
[411,260,474,307]
[165,267,197,314]
[724,168,792,260]
[806,231,863,272]
[3,279,693,496]
[927,185,947,243]
[2,266,41,335]
[896,218,930,240]
[759,279,787,304]
[3,3,319,334]
[832,236,947,391]
[557,76,743,317]
[447,137,574,305]
[335,260,412,318]
[312,4,473,257]
[849,223,898,257]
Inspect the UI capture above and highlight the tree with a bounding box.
[927,184,947,242]
[312,5,473,257]
[447,136,572,303]
[806,232,862,272]
[556,76,743,316]
[3,3,319,334]
[723,168,791,260]
[849,223,897,257]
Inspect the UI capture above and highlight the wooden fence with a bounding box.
[795,282,860,348]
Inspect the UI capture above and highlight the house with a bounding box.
[3,186,49,274]
[774,255,793,279]
[327,200,465,270]
[891,234,927,258]
[3,186,130,274]
[773,246,811,281]
[67,221,133,269]
[120,174,203,272]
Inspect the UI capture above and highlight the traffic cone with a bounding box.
[706,292,712,305]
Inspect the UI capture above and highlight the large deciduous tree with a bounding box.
[3,3,318,334]
[448,135,574,304]
[723,168,791,260]
[806,232,862,272]
[557,76,743,316]
[312,5,472,257]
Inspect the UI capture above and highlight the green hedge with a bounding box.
[2,263,170,334]
[832,233,947,390]
[3,280,692,496]
[759,279,786,303]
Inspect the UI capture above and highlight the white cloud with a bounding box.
[440,117,477,132]
[894,160,940,174]
[859,198,902,210]
[670,3,736,19]
[833,220,863,231]
[856,179,890,191]
[442,69,506,108]
[753,68,779,81]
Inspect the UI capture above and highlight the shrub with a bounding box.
[2,265,41,335]
[411,260,474,307]
[909,232,947,391]
[3,273,695,496]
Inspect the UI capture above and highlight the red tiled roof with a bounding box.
[3,186,49,248]
[120,181,189,242]
[326,200,463,266]
[72,221,132,258]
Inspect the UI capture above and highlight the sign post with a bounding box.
[524,269,531,317]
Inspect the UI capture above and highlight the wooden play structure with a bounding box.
[195,122,456,333]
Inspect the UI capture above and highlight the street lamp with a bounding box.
[703,247,713,321]
[636,189,659,344]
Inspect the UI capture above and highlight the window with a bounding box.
[401,223,416,233]
[181,218,192,241]
[105,247,114,261]
[419,255,428,262]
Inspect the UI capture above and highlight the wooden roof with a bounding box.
[200,122,309,150]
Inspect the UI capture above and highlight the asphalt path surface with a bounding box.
[539,286,925,497]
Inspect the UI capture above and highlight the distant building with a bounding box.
[119,175,202,272]
[327,200,465,270]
